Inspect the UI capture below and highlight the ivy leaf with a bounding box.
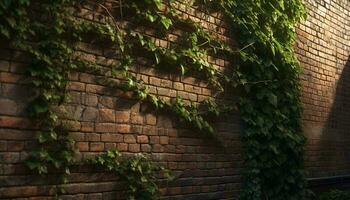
[267,93,278,107]
[160,16,172,30]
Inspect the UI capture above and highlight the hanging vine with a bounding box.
[0,0,307,199]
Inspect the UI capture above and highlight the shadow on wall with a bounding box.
[308,56,350,193]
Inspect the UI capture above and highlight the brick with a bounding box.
[10,62,27,74]
[130,113,143,124]
[0,141,7,151]
[137,135,149,143]
[99,96,115,108]
[81,122,94,132]
[0,72,22,83]
[150,77,161,86]
[160,79,172,88]
[124,135,136,143]
[82,107,98,121]
[145,114,157,125]
[0,98,17,115]
[159,136,169,145]
[69,91,81,104]
[76,142,89,151]
[117,143,128,151]
[0,116,33,129]
[105,143,116,150]
[7,141,24,151]
[85,133,100,141]
[0,60,10,71]
[157,87,170,96]
[90,142,104,151]
[115,111,130,123]
[0,152,20,163]
[150,136,159,144]
[83,94,98,106]
[68,82,85,91]
[99,109,115,122]
[128,144,140,152]
[141,144,151,152]
[0,186,38,198]
[79,73,95,83]
[116,124,130,133]
[173,82,184,90]
[86,84,104,94]
[101,133,123,142]
[96,123,115,133]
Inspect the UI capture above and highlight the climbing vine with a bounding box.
[218,0,308,199]
[89,150,172,200]
[0,0,307,199]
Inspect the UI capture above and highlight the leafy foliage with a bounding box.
[1,0,307,199]
[319,190,350,200]
[219,0,307,199]
[89,150,172,200]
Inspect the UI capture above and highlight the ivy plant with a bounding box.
[89,150,172,200]
[1,0,308,199]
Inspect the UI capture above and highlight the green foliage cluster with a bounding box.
[1,0,308,199]
[0,0,83,196]
[89,150,172,200]
[219,0,307,199]
[319,190,350,200]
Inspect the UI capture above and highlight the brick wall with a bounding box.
[0,2,242,200]
[1,0,350,199]
[296,0,350,179]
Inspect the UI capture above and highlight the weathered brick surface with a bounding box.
[296,0,350,178]
[1,0,349,199]
[0,2,241,199]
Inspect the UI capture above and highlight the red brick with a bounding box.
[85,133,100,141]
[150,136,159,144]
[7,141,24,151]
[116,124,130,133]
[128,144,140,152]
[83,94,98,106]
[141,144,151,152]
[124,135,136,143]
[105,143,116,150]
[145,114,157,125]
[159,136,169,145]
[150,77,161,86]
[0,186,38,198]
[76,142,89,151]
[0,116,33,129]
[137,135,149,143]
[82,107,98,121]
[0,72,22,83]
[79,73,95,83]
[68,82,85,91]
[0,60,10,71]
[96,123,115,133]
[99,109,115,122]
[0,141,7,151]
[90,142,104,151]
[115,111,130,123]
[173,82,184,90]
[0,98,18,115]
[81,122,94,132]
[101,133,123,142]
[86,84,104,94]
[152,144,164,153]
[117,143,128,151]
[130,113,143,124]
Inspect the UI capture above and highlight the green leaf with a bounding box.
[160,16,172,30]
[267,93,278,107]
